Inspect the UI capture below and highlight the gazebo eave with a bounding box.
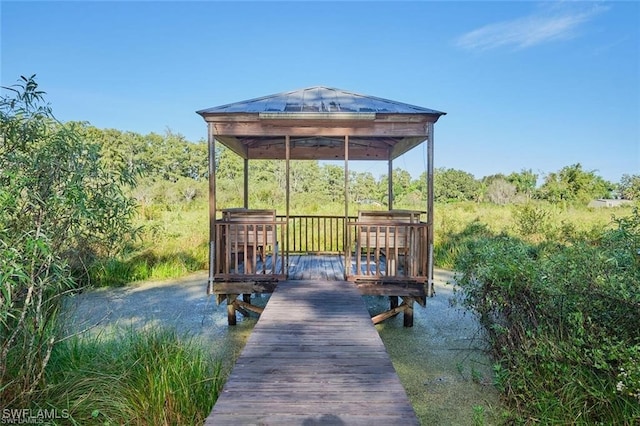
[200,111,440,161]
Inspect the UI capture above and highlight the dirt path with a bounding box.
[64,270,501,424]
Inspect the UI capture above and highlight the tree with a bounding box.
[507,169,537,195]
[322,164,345,203]
[538,163,612,204]
[619,174,640,200]
[433,168,480,202]
[0,75,138,404]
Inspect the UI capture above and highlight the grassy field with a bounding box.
[92,200,631,285]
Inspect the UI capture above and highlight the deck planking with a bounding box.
[205,279,418,425]
[234,254,398,280]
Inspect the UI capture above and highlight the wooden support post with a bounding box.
[426,121,435,297]
[243,293,251,304]
[344,135,349,280]
[390,296,398,310]
[388,156,393,210]
[207,125,217,295]
[243,158,249,209]
[403,296,414,328]
[227,294,238,325]
[285,135,290,278]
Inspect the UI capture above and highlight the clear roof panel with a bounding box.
[197,86,445,115]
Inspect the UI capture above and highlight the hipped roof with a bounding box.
[197,86,445,161]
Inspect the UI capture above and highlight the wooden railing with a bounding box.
[213,210,430,283]
[215,209,287,277]
[346,211,429,281]
[346,222,429,279]
[281,215,356,254]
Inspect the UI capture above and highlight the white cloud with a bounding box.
[456,4,608,51]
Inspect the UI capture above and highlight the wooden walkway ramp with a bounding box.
[205,280,418,425]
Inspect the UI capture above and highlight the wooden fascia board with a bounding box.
[211,121,428,138]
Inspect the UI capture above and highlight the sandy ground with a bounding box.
[63,269,502,424]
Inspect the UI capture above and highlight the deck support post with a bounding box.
[403,296,415,327]
[390,295,398,310]
[227,294,238,325]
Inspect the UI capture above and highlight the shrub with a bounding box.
[0,76,138,405]
[454,207,640,423]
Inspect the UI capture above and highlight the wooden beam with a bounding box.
[235,299,265,315]
[215,135,249,159]
[247,145,389,160]
[212,281,279,294]
[212,121,429,138]
[371,304,408,325]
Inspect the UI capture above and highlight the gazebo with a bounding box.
[197,86,445,326]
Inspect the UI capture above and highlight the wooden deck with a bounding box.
[205,279,419,425]
[220,253,420,281]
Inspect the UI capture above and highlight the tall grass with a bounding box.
[89,202,209,286]
[90,199,632,285]
[40,327,223,425]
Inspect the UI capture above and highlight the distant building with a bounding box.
[588,199,635,208]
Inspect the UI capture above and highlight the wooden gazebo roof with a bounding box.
[196,86,446,161]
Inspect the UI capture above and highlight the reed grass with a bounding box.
[40,327,223,425]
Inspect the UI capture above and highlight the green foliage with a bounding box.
[512,202,553,239]
[619,174,640,200]
[537,163,614,205]
[507,169,537,197]
[434,167,481,202]
[0,76,138,405]
[41,327,223,425]
[453,207,640,423]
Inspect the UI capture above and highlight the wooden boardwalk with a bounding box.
[205,279,418,425]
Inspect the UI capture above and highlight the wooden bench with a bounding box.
[218,209,277,274]
[356,210,424,276]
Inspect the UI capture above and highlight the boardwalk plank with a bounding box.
[205,279,418,426]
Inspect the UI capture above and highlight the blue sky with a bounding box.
[2,1,638,184]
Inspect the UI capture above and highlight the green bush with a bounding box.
[454,207,640,423]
